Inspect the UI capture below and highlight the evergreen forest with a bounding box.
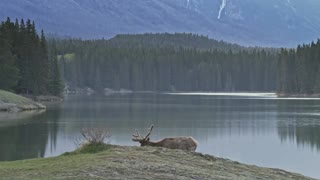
[278,41,320,94]
[54,35,278,92]
[0,18,62,96]
[52,34,320,94]
[1,18,320,95]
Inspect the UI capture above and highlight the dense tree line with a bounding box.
[109,33,279,53]
[53,34,278,92]
[278,40,320,94]
[2,17,316,94]
[109,33,245,52]
[0,18,62,96]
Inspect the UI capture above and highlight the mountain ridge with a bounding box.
[1,0,320,47]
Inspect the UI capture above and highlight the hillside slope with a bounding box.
[0,145,313,179]
[0,90,46,112]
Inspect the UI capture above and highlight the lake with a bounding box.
[1,93,320,178]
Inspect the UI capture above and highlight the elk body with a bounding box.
[132,126,198,152]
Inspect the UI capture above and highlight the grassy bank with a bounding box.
[0,145,313,180]
[0,90,46,112]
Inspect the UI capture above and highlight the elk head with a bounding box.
[132,125,154,146]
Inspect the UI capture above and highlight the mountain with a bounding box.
[1,0,320,47]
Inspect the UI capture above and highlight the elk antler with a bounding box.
[143,125,154,140]
[132,129,143,141]
[132,125,154,142]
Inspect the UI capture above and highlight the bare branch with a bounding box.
[80,128,111,145]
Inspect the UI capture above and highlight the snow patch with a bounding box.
[217,0,227,19]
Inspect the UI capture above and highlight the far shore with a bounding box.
[278,93,320,97]
[22,95,64,103]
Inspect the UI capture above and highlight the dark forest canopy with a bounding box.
[278,40,320,95]
[2,17,319,94]
[53,34,278,92]
[109,33,245,52]
[0,18,62,96]
[53,33,320,94]
[109,33,280,54]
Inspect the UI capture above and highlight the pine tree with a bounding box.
[0,18,63,96]
[0,32,19,91]
[48,40,63,96]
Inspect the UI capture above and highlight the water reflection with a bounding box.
[0,108,59,161]
[0,94,320,178]
[59,94,276,131]
[0,110,46,127]
[277,100,320,151]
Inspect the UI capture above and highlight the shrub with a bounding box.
[81,128,111,145]
[68,128,112,155]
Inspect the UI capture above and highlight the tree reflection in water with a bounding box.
[277,100,320,151]
[0,109,59,161]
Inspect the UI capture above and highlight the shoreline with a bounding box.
[278,93,320,97]
[21,94,63,102]
[0,90,46,112]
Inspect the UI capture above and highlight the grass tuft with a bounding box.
[63,143,112,156]
[63,128,112,156]
[77,142,112,154]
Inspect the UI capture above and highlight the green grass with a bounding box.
[0,90,36,105]
[0,90,46,111]
[63,143,112,155]
[0,151,106,179]
[0,145,113,180]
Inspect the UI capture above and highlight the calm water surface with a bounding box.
[1,93,320,178]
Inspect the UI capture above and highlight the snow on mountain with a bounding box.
[218,0,227,19]
[1,0,319,47]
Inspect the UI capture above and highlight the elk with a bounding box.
[132,125,198,152]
